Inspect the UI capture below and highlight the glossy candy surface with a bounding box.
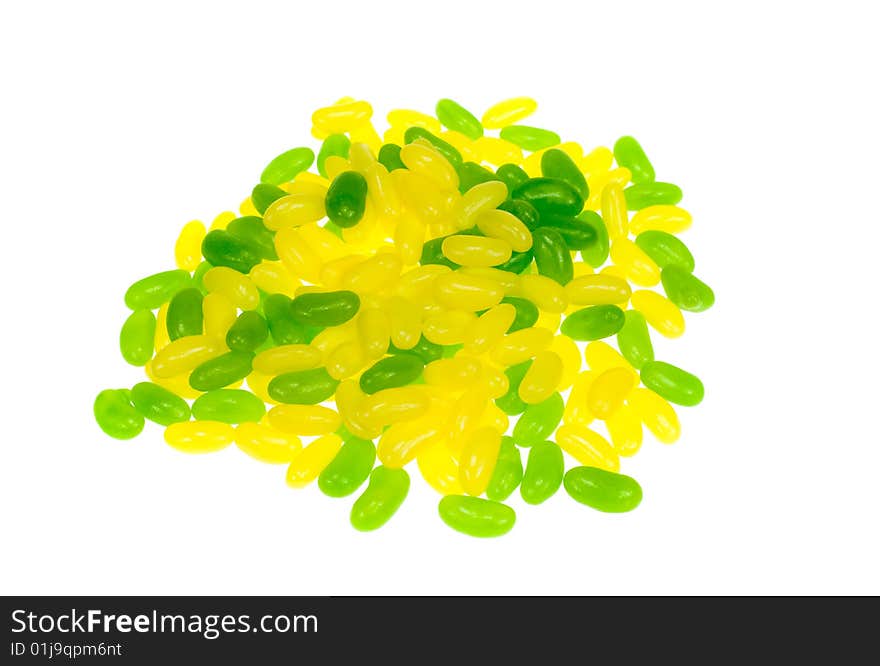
[94,389,144,439]
[564,466,643,512]
[438,495,516,537]
[350,466,410,531]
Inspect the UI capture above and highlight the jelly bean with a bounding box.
[318,436,376,497]
[560,305,625,340]
[234,422,302,464]
[556,423,619,471]
[260,147,315,186]
[499,125,561,151]
[541,148,589,200]
[513,392,563,445]
[189,351,253,391]
[601,183,628,239]
[457,161,499,193]
[497,196,539,229]
[387,297,422,350]
[203,267,259,311]
[225,311,268,352]
[404,127,463,170]
[463,303,516,355]
[577,211,610,267]
[624,182,683,210]
[565,274,631,305]
[291,290,360,327]
[459,426,503,497]
[151,335,226,378]
[513,178,584,217]
[627,387,680,443]
[473,136,523,166]
[416,444,462,495]
[501,296,539,333]
[317,134,351,178]
[130,381,190,425]
[313,100,373,134]
[453,180,508,229]
[661,266,715,312]
[533,214,598,250]
[476,209,532,252]
[635,230,695,272]
[226,216,278,260]
[191,389,265,424]
[518,350,563,404]
[486,436,523,501]
[490,326,553,366]
[629,205,692,234]
[434,271,506,311]
[269,367,339,404]
[165,287,203,341]
[609,239,661,286]
[422,309,477,345]
[495,164,530,195]
[350,466,410,531]
[164,420,234,454]
[495,249,534,274]
[201,230,263,274]
[268,404,341,435]
[520,441,564,504]
[436,98,483,139]
[360,354,424,394]
[631,290,685,338]
[532,227,573,285]
[94,389,144,439]
[389,334,443,364]
[495,360,531,415]
[286,433,343,488]
[377,143,406,172]
[325,171,368,228]
[482,97,538,129]
[377,410,445,467]
[562,370,595,426]
[548,335,581,390]
[263,294,307,345]
[515,274,568,313]
[584,341,633,374]
[640,361,704,406]
[613,136,655,184]
[400,142,459,190]
[175,221,206,271]
[120,309,156,366]
[606,404,643,457]
[419,236,459,269]
[587,367,636,420]
[251,184,287,215]
[438,495,515,537]
[357,386,431,429]
[564,466,642,512]
[124,269,191,310]
[616,310,653,369]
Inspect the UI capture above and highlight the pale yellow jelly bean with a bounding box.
[245,372,278,405]
[472,136,524,165]
[476,209,533,252]
[349,122,382,153]
[275,227,322,283]
[378,413,446,468]
[630,204,694,235]
[482,364,510,399]
[400,142,459,191]
[298,223,347,261]
[253,345,322,375]
[605,404,643,457]
[387,109,442,133]
[144,360,202,400]
[447,383,490,452]
[563,370,597,426]
[519,350,563,404]
[565,274,632,305]
[286,433,344,488]
[250,261,300,297]
[211,211,236,230]
[203,267,259,311]
[335,379,382,440]
[584,341,629,373]
[572,260,594,277]
[366,163,401,219]
[556,141,583,161]
[320,255,366,289]
[601,183,628,239]
[395,264,451,303]
[585,173,608,211]
[383,126,407,145]
[422,309,477,345]
[152,335,225,378]
[433,271,505,310]
[548,335,581,390]
[241,195,261,216]
[588,367,637,420]
[292,171,331,190]
[268,404,341,436]
[424,356,481,389]
[481,96,538,129]
[515,274,568,313]
[312,100,372,134]
[341,252,402,294]
[395,213,427,266]
[630,290,685,338]
[458,267,519,293]
[154,303,171,352]
[392,169,449,222]
[609,239,661,287]
[234,421,302,464]
[165,421,234,454]
[580,146,614,176]
[440,131,479,162]
[535,309,562,331]
[263,193,325,231]
[323,155,350,180]
[357,386,431,429]
[201,292,237,340]
[453,181,508,230]
[555,424,620,472]
[607,166,632,187]
[418,443,463,495]
[628,388,680,444]
[462,303,516,355]
[490,327,554,366]
[459,426,502,496]
[388,297,422,350]
[600,264,631,280]
[522,149,544,178]
[480,403,509,433]
[357,308,391,360]
[309,320,357,358]
[325,340,367,380]
[175,220,206,271]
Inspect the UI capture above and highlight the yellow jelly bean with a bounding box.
[462,303,516,355]
[263,193,326,231]
[395,264,450,303]
[479,402,509,432]
[201,292,237,340]
[458,267,519,293]
[164,420,234,454]
[417,443,463,495]
[422,309,477,345]
[377,412,446,468]
[563,370,597,426]
[584,342,637,383]
[605,404,643,457]
[607,166,632,187]
[424,356,482,389]
[600,264,630,280]
[202,267,259,311]
[154,303,171,352]
[325,340,367,380]
[447,383,490,451]
[267,404,341,436]
[433,271,505,311]
[298,223,346,261]
[323,155,350,180]
[394,212,427,266]
[585,173,608,211]
[320,255,366,289]
[627,388,680,444]
[357,307,391,360]
[481,96,538,129]
[341,252,402,293]
[601,183,628,239]
[548,335,581,390]
[609,238,661,287]
[211,211,236,230]
[400,141,459,191]
[459,426,502,496]
[388,297,422,349]
[515,274,568,313]
[565,274,632,305]
[275,227,323,283]
[630,290,685,338]
[234,421,302,464]
[580,147,614,176]
[309,320,357,359]
[588,366,637,420]
[312,100,372,134]
[151,335,225,378]
[572,261,594,277]
[472,136,524,165]
[292,171,331,190]
[535,309,562,332]
[335,379,382,440]
[392,169,449,222]
[249,261,300,297]
[144,359,202,400]
[286,433,344,488]
[482,365,510,399]
[349,122,382,153]
[174,220,206,271]
[629,205,693,234]
[452,181,508,230]
[440,130,479,162]
[555,424,620,472]
[253,345,322,375]
[357,386,431,429]
[475,209,533,252]
[245,371,278,405]
[387,109,442,133]
[490,326,554,366]
[519,350,563,404]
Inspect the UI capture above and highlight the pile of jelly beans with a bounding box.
[95,97,714,537]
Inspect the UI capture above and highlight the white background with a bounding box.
[1,0,878,595]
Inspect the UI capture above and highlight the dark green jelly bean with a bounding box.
[495,249,534,274]
[457,161,499,193]
[359,354,424,394]
[263,294,307,344]
[499,125,561,151]
[420,236,460,269]
[404,127,463,169]
[564,466,643,512]
[495,163,530,193]
[165,287,203,341]
[438,495,515,538]
[534,214,597,251]
[377,143,406,171]
[635,230,694,272]
[513,177,584,217]
[250,183,287,215]
[323,221,344,239]
[532,227,573,285]
[290,290,360,327]
[192,261,212,295]
[497,197,539,228]
[201,230,262,274]
[436,98,483,139]
[317,133,351,178]
[661,266,715,312]
[119,309,156,366]
[512,392,564,445]
[325,171,368,228]
[350,466,410,532]
[495,360,532,415]
[578,211,610,267]
[318,437,376,498]
[613,136,655,184]
[269,367,339,404]
[520,441,564,505]
[260,147,315,186]
[486,436,523,502]
[560,305,626,341]
[124,270,191,310]
[94,389,144,440]
[130,382,190,425]
[226,311,269,352]
[502,297,539,333]
[640,361,704,406]
[624,182,682,210]
[541,149,589,200]
[226,216,277,260]
[617,310,654,370]
[189,351,253,391]
[191,389,265,424]
[389,335,442,364]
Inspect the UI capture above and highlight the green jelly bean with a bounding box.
[94,389,144,440]
[564,466,643,512]
[192,261,212,295]
[389,335,442,364]
[260,147,315,186]
[436,98,483,139]
[189,351,254,391]
[635,230,694,272]
[290,290,360,327]
[250,183,287,215]
[561,305,626,341]
[613,136,655,184]
[191,389,265,424]
[226,311,269,352]
[404,127,463,169]
[318,437,376,498]
[165,287,203,341]
[512,392,564,445]
[534,214,597,251]
[359,354,424,394]
[541,148,589,200]
[119,309,156,366]
[486,436,523,502]
[513,178,584,217]
[640,361,704,406]
[497,197,539,229]
[578,211,610,267]
[624,182,682,210]
[124,270,191,310]
[502,297,539,333]
[438,495,515,538]
[377,143,406,172]
[268,367,339,404]
[130,382,190,426]
[350,466,410,532]
[495,163,530,193]
[325,171,368,228]
[495,360,532,415]
[520,441,564,505]
[317,134,351,178]
[617,310,654,370]
[496,250,534,275]
[201,230,262,274]
[457,161,499,193]
[226,216,277,260]
[661,266,715,312]
[420,237,459,269]
[263,294,307,345]
[532,227,573,285]
[499,125,561,151]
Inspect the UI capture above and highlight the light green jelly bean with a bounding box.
[495,163,530,193]
[166,287,203,341]
[512,392,564,445]
[560,305,626,341]
[189,351,253,391]
[260,147,315,186]
[617,310,654,370]
[226,311,269,352]
[318,437,376,498]
[541,149,589,200]
[119,309,156,366]
[502,297,539,333]
[350,466,410,532]
[268,367,339,404]
[317,134,351,178]
[640,361,704,406]
[130,382,190,425]
[201,230,263,274]
[661,266,715,312]
[486,436,523,502]
[436,98,483,139]
[635,230,695,272]
[124,270,191,310]
[613,136,655,184]
[377,143,405,172]
[499,125,561,151]
[263,294,308,345]
[191,389,265,424]
[578,210,610,267]
[520,441,564,505]
[290,290,360,327]
[564,466,643,512]
[192,261,212,295]
[94,389,144,440]
[226,216,278,261]
[438,496,516,538]
[623,182,682,210]
[359,354,424,394]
